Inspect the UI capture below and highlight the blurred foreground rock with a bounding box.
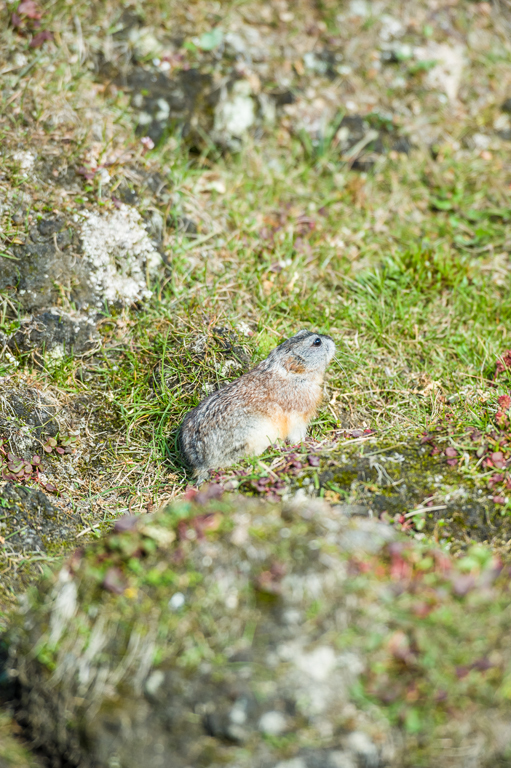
[5,494,511,768]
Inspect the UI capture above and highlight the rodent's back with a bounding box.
[178,370,270,473]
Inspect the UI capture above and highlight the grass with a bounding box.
[0,0,511,571]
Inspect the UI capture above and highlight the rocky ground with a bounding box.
[2,0,511,764]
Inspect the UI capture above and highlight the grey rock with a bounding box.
[0,385,59,458]
[1,217,92,313]
[1,207,163,317]
[6,498,388,768]
[124,67,219,146]
[9,311,100,359]
[0,484,77,554]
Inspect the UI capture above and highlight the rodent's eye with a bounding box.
[312,337,322,347]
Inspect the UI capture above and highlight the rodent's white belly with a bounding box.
[246,414,308,455]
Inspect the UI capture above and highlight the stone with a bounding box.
[9,311,100,359]
[123,67,218,146]
[0,385,59,459]
[258,710,287,736]
[5,495,511,767]
[2,207,162,317]
[0,484,78,554]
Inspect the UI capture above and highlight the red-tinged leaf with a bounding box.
[493,495,506,505]
[496,350,511,374]
[30,30,52,47]
[446,458,458,466]
[488,474,504,489]
[45,483,57,493]
[47,437,57,447]
[491,451,505,468]
[18,0,42,18]
[56,446,65,455]
[31,455,41,464]
[76,166,96,181]
[194,483,224,505]
[472,657,493,671]
[43,445,52,453]
[308,454,320,467]
[430,446,441,456]
[11,12,22,27]
[112,515,139,533]
[7,454,15,462]
[102,567,126,594]
[498,394,511,411]
[412,601,433,618]
[452,574,475,596]
[445,447,457,458]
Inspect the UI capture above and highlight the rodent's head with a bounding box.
[265,330,336,378]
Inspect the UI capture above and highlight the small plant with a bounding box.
[0,432,79,493]
[42,433,78,455]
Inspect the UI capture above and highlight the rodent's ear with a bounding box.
[284,357,307,374]
[294,329,310,338]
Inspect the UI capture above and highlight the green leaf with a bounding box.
[430,197,454,211]
[405,708,422,734]
[197,27,223,51]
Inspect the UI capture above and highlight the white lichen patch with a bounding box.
[414,43,465,102]
[213,80,256,148]
[12,150,36,178]
[79,204,162,306]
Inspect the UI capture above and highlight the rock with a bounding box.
[0,484,78,555]
[0,385,59,459]
[78,204,163,306]
[212,79,257,150]
[9,311,100,360]
[124,67,219,146]
[0,217,90,314]
[335,115,383,170]
[413,43,465,102]
[1,206,163,318]
[119,65,271,150]
[6,495,511,767]
[218,441,501,545]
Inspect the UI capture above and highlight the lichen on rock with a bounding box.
[6,494,511,767]
[78,203,163,306]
